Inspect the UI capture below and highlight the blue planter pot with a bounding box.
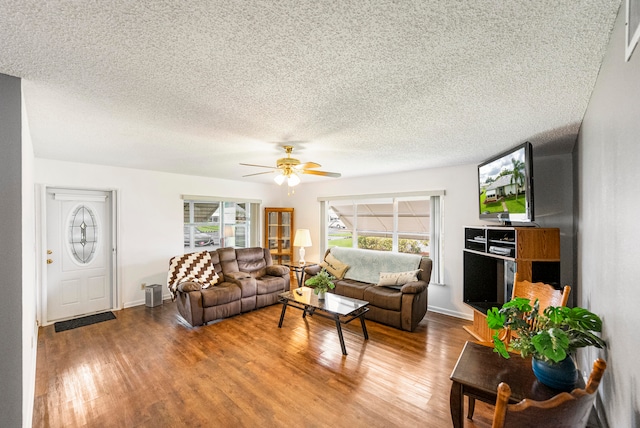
[532,356,578,392]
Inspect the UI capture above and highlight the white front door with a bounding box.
[46,188,114,322]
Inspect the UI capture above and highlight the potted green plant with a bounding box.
[304,268,336,299]
[486,297,606,391]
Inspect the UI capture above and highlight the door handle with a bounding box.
[47,259,53,264]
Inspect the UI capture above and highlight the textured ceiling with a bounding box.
[0,1,621,183]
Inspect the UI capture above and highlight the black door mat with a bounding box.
[54,311,116,332]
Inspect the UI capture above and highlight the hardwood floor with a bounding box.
[33,302,498,427]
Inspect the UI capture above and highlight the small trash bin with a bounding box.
[145,284,163,307]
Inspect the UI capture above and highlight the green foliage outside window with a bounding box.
[357,236,428,254]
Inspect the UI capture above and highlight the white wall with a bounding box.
[35,159,483,319]
[288,163,481,319]
[577,6,640,427]
[34,159,282,310]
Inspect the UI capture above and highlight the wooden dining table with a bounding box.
[449,341,581,427]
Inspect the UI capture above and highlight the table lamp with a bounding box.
[293,229,312,265]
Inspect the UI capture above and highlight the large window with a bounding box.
[183,196,259,253]
[320,191,444,284]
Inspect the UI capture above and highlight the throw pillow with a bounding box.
[321,252,350,279]
[377,269,422,287]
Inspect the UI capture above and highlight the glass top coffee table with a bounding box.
[277,287,369,355]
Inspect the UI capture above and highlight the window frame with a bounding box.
[318,190,444,284]
[182,195,261,253]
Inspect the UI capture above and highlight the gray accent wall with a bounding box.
[578,6,640,428]
[0,73,23,426]
[533,152,575,301]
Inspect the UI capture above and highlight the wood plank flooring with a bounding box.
[33,302,498,427]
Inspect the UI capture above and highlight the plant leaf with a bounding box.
[502,297,532,313]
[492,332,510,359]
[486,307,505,330]
[532,328,569,363]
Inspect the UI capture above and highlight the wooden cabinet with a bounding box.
[264,208,294,265]
[462,226,560,341]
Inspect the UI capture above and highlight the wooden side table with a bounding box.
[283,262,317,288]
[449,341,582,428]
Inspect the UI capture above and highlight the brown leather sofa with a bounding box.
[304,248,432,332]
[172,247,290,326]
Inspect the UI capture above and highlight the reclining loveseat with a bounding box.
[167,247,290,326]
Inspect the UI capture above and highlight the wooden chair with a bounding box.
[491,359,606,428]
[469,274,572,419]
[511,273,571,322]
[484,273,571,345]
[502,274,572,340]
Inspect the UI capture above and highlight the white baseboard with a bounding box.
[123,299,145,308]
[124,294,172,309]
[428,305,473,321]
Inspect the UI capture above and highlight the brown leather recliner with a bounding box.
[173,247,290,326]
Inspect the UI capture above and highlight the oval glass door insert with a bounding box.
[68,205,98,264]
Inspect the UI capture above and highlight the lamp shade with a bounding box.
[293,229,312,247]
[287,173,301,186]
[274,173,286,185]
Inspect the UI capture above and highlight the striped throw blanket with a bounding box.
[167,251,219,299]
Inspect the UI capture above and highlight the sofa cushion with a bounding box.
[218,247,240,274]
[236,247,268,273]
[377,269,421,287]
[333,279,369,300]
[321,253,350,279]
[363,286,402,311]
[201,283,241,307]
[208,250,224,283]
[256,276,287,295]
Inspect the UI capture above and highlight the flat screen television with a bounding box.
[478,142,534,224]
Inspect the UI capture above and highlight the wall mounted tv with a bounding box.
[478,141,534,224]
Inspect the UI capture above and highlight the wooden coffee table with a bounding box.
[282,261,317,288]
[277,287,369,355]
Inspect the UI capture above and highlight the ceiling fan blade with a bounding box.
[296,162,321,169]
[242,170,274,177]
[301,169,341,178]
[240,163,274,169]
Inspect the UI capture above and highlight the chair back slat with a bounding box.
[510,273,571,335]
[492,359,606,428]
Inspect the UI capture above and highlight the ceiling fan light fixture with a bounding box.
[287,173,300,187]
[274,173,286,185]
[241,145,340,188]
